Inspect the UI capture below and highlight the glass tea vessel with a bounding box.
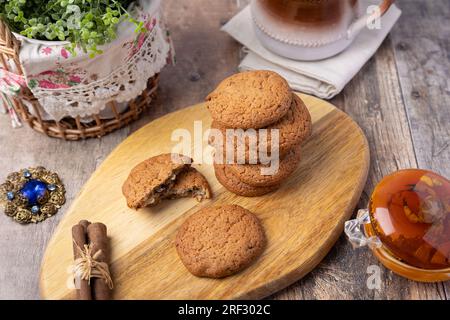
[250,0,394,60]
[345,169,450,282]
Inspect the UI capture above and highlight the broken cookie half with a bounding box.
[122,153,211,210]
[166,167,212,202]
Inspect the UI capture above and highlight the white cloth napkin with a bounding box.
[222,4,401,99]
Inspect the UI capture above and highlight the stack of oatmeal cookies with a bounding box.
[207,70,312,196]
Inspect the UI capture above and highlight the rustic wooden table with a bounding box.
[0,0,448,300]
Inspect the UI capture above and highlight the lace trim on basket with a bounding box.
[31,22,170,121]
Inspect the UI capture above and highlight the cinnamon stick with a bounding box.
[79,220,91,230]
[71,220,92,300]
[86,222,111,300]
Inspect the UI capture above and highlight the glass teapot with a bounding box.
[345,169,450,282]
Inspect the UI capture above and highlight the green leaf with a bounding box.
[0,0,145,58]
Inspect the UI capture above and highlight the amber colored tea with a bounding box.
[258,0,358,25]
[369,169,450,270]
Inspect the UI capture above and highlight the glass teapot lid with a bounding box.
[345,169,450,278]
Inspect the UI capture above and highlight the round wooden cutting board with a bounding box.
[40,93,370,300]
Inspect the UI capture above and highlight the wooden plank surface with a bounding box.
[0,0,448,300]
[388,0,450,298]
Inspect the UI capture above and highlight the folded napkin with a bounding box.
[222,3,401,99]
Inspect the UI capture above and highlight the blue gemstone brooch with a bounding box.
[0,167,65,224]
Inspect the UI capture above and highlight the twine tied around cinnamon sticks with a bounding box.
[72,220,112,300]
[72,242,113,290]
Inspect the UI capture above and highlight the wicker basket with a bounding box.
[0,20,159,140]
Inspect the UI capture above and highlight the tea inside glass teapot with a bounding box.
[369,169,450,270]
[345,169,450,282]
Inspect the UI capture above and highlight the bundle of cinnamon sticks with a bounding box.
[72,220,112,300]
